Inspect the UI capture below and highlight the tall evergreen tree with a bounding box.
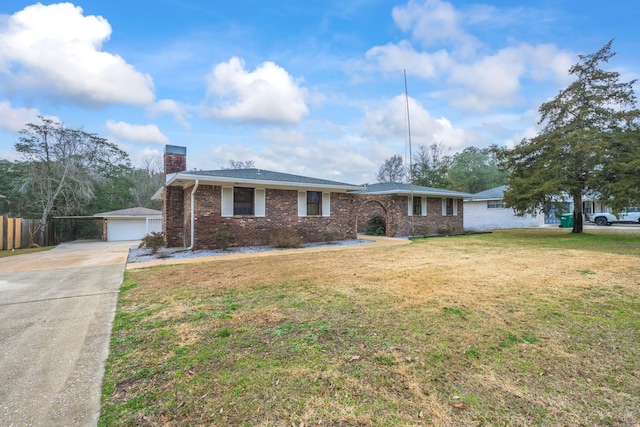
[449,146,506,193]
[498,41,639,233]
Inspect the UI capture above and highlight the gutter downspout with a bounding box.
[186,179,199,250]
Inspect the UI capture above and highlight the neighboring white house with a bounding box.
[94,207,162,241]
[464,186,544,230]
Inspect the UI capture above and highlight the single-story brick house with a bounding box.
[161,145,472,249]
[352,182,470,236]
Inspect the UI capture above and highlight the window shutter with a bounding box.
[442,198,447,216]
[407,196,413,217]
[322,192,331,217]
[422,197,427,216]
[255,188,266,217]
[298,191,307,217]
[453,198,458,216]
[222,187,233,217]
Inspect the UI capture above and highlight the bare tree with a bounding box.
[129,154,164,209]
[15,116,130,243]
[377,154,407,183]
[224,160,256,169]
[411,142,453,188]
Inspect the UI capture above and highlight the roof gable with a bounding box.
[471,185,507,200]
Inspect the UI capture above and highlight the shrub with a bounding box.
[212,225,236,251]
[437,225,464,235]
[365,215,386,236]
[268,227,303,248]
[154,250,170,259]
[322,230,340,243]
[138,232,164,254]
[413,225,431,236]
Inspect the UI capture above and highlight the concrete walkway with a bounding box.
[0,240,134,427]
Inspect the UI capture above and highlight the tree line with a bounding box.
[376,143,507,194]
[0,117,164,242]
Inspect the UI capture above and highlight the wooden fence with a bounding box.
[1,215,52,250]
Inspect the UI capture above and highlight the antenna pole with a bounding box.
[404,70,413,184]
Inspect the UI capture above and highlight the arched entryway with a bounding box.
[355,199,390,237]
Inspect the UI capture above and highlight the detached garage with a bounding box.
[94,207,162,241]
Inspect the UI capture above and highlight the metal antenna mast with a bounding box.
[404,70,413,184]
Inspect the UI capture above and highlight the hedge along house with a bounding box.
[161,145,472,249]
[352,182,471,236]
[162,145,364,249]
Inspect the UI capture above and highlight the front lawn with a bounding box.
[100,229,640,426]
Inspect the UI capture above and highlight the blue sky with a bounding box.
[1,1,638,184]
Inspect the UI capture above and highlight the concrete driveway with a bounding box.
[0,240,134,427]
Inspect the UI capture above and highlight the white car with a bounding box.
[589,208,640,226]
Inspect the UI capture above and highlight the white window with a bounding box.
[442,198,458,216]
[487,201,504,209]
[221,187,265,217]
[408,196,427,216]
[298,191,330,217]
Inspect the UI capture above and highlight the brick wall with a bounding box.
[353,194,464,236]
[163,148,187,247]
[163,186,185,247]
[183,187,357,250]
[164,151,186,175]
[164,181,464,249]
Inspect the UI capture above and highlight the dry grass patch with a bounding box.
[101,230,640,426]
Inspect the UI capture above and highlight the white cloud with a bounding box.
[392,0,480,56]
[365,41,451,79]
[448,43,572,112]
[363,1,574,113]
[257,128,376,183]
[364,95,469,150]
[0,100,43,132]
[148,99,191,129]
[0,3,154,106]
[203,57,309,123]
[106,120,169,145]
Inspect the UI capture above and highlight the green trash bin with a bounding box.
[560,213,574,228]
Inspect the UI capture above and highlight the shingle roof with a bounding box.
[94,207,162,217]
[175,168,362,189]
[354,182,473,197]
[471,185,507,200]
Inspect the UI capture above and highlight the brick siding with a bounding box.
[354,194,463,236]
[183,186,357,250]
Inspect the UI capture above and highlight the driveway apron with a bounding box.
[0,240,133,427]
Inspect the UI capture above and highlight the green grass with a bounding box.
[438,228,640,256]
[100,229,640,426]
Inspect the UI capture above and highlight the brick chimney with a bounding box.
[163,145,187,247]
[164,145,187,174]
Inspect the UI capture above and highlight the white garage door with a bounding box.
[107,219,148,241]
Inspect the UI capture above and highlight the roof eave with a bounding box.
[167,172,364,192]
[356,189,472,197]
